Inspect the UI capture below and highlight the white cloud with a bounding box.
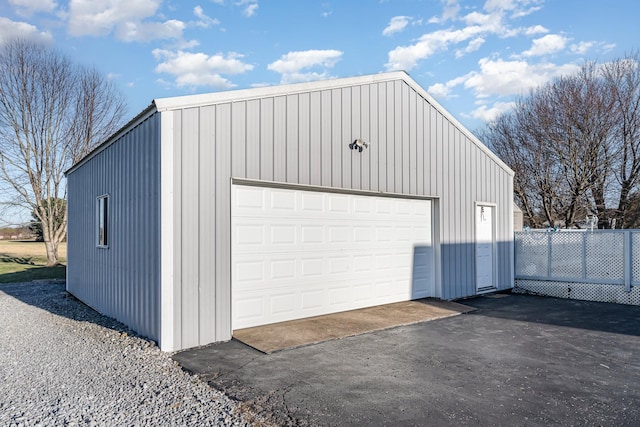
[521,34,568,57]
[67,0,184,42]
[428,75,468,98]
[153,49,253,89]
[235,0,258,17]
[464,57,580,98]
[427,57,581,117]
[483,0,542,16]
[470,101,516,122]
[386,26,484,71]
[429,0,460,24]
[268,49,343,83]
[9,0,57,16]
[116,19,184,42]
[193,5,220,28]
[524,24,547,35]
[455,37,485,58]
[570,41,594,55]
[244,3,258,16]
[0,17,53,44]
[383,16,410,36]
[389,0,553,71]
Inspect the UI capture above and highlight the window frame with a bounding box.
[97,194,109,248]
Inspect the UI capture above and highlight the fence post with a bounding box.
[582,233,587,281]
[625,231,632,292]
[547,231,552,279]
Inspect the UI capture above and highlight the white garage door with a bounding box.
[231,185,434,329]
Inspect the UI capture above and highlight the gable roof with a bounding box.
[67,71,513,176]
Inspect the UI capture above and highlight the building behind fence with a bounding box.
[514,230,640,305]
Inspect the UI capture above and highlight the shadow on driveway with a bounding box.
[465,293,640,337]
[174,294,640,426]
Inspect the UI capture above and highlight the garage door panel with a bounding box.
[270,293,296,315]
[270,259,296,280]
[235,186,265,209]
[270,189,296,210]
[235,296,264,323]
[232,185,434,329]
[328,194,349,212]
[329,286,351,305]
[301,289,326,310]
[353,283,373,301]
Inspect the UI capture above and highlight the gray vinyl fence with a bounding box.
[514,230,640,305]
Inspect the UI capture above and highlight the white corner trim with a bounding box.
[159,111,175,351]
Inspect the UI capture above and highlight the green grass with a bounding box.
[0,240,67,284]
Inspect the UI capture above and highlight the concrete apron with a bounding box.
[232,299,475,353]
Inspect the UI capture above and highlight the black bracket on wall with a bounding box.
[349,139,369,152]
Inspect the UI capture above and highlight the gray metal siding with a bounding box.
[167,77,514,348]
[67,113,161,342]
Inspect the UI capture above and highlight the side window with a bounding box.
[97,195,109,247]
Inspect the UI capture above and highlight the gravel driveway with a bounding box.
[0,281,266,426]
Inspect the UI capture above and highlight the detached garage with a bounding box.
[66,71,514,351]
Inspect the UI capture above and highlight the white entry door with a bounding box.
[475,204,495,292]
[231,185,434,329]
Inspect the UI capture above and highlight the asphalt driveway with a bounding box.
[173,294,640,426]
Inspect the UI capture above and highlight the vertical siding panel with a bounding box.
[461,133,471,295]
[370,84,380,191]
[199,105,216,344]
[298,93,310,184]
[416,93,424,195]
[286,94,299,182]
[498,171,505,287]
[231,102,246,177]
[401,82,410,193]
[375,83,389,191]
[181,107,200,348]
[172,111,183,347]
[361,85,370,191]
[273,96,287,182]
[246,100,260,179]
[309,92,322,185]
[349,86,360,190]
[408,87,416,194]
[260,98,274,181]
[465,135,473,293]
[330,89,341,186]
[136,129,144,330]
[342,87,352,189]
[215,103,232,340]
[386,82,394,192]
[393,81,403,192]
[447,120,456,298]
[151,118,161,337]
[429,105,438,196]
[322,90,333,186]
[450,123,460,297]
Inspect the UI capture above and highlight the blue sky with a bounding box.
[1,0,638,133]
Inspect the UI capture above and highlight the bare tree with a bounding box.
[0,39,127,265]
[602,52,640,228]
[484,57,640,229]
